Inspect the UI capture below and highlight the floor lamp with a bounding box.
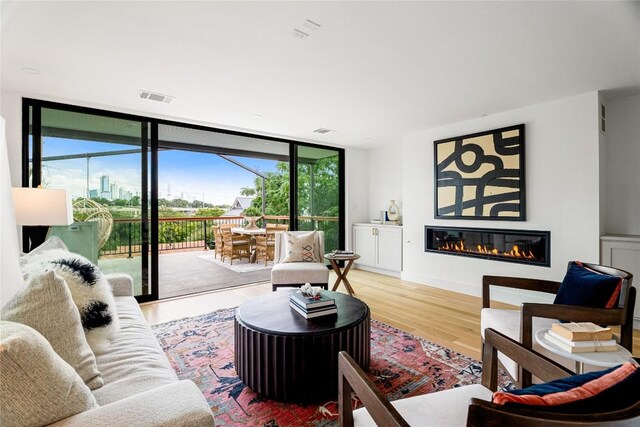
[11,187,73,252]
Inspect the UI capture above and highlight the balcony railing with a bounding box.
[100,215,339,258]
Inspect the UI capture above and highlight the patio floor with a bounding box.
[99,249,272,299]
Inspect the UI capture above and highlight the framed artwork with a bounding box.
[434,124,525,220]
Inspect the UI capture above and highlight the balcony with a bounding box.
[96,215,338,299]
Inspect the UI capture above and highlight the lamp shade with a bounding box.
[11,187,73,226]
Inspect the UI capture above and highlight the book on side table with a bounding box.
[548,322,617,353]
[550,322,613,341]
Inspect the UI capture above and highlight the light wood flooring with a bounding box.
[141,269,640,361]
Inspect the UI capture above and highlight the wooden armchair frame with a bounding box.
[483,262,635,387]
[339,328,640,427]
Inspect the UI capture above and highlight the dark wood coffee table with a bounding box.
[234,290,370,403]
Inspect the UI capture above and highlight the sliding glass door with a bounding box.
[156,123,290,298]
[24,103,153,299]
[295,145,343,255]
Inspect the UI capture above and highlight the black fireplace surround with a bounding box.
[425,226,550,267]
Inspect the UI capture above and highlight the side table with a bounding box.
[325,253,360,296]
[535,329,632,374]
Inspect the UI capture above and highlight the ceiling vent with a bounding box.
[139,90,174,104]
[313,128,335,134]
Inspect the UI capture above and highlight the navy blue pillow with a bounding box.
[553,261,622,308]
[493,362,640,414]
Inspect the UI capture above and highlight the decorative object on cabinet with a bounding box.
[434,124,525,220]
[387,200,400,220]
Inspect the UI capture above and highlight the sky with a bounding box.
[40,137,280,205]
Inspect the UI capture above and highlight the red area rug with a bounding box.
[152,308,504,427]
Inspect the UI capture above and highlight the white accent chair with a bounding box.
[271,230,330,292]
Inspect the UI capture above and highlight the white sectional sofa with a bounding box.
[51,274,216,427]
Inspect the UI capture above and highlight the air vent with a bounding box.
[313,128,335,134]
[138,90,174,104]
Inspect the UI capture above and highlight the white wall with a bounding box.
[605,93,640,235]
[367,143,403,221]
[0,116,24,304]
[398,92,601,302]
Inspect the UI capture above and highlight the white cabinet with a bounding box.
[352,223,402,275]
[601,235,640,323]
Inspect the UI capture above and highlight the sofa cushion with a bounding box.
[493,362,640,413]
[353,384,492,426]
[282,231,318,263]
[22,248,120,347]
[1,271,103,389]
[0,321,98,427]
[91,296,178,405]
[554,261,623,309]
[271,261,330,284]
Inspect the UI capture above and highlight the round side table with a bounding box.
[535,329,632,374]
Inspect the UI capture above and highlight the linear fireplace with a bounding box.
[425,226,550,266]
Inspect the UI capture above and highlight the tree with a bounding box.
[240,186,256,197]
[195,207,225,217]
[130,195,141,206]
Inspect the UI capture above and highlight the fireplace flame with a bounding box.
[440,241,536,260]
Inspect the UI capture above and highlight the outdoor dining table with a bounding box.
[231,228,267,263]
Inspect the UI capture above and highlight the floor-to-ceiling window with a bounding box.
[23,99,344,302]
[295,145,342,256]
[24,102,153,300]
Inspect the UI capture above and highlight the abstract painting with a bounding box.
[434,124,525,220]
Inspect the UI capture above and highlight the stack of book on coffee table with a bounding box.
[545,322,617,353]
[289,291,337,319]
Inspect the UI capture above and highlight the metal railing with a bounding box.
[100,215,339,258]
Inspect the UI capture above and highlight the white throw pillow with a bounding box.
[19,235,69,267]
[1,271,103,389]
[282,231,318,263]
[0,321,98,427]
[22,248,119,347]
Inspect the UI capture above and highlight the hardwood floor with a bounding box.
[141,269,640,361]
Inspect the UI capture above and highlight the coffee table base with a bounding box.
[235,315,370,403]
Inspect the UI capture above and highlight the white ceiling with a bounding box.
[1,1,639,148]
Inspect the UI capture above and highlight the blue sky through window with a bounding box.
[41,137,279,205]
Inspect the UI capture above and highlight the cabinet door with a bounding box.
[602,240,640,320]
[353,226,376,267]
[377,227,402,272]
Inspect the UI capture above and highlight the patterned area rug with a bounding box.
[152,308,507,427]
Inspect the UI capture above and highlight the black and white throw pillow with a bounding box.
[22,248,119,347]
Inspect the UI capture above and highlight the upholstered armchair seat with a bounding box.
[271,230,330,291]
[271,262,331,285]
[352,384,493,427]
[480,308,570,380]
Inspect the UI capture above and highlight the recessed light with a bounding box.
[252,114,263,118]
[481,113,489,117]
[21,67,41,75]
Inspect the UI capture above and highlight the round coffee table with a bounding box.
[234,290,370,403]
